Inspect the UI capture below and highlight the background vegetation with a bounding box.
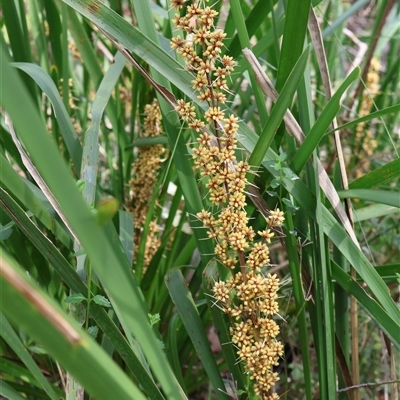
[0,0,399,399]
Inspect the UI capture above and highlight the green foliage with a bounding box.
[0,1,399,400]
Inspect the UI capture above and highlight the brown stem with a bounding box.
[253,326,260,342]
[239,250,247,282]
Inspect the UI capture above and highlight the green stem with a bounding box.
[282,210,313,400]
[85,260,93,331]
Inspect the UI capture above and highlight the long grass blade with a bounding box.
[0,153,72,248]
[0,379,28,400]
[349,159,400,189]
[248,47,310,170]
[291,67,360,174]
[0,313,60,400]
[12,63,82,172]
[165,268,228,400]
[228,0,268,125]
[332,262,400,346]
[0,251,147,400]
[0,187,165,400]
[1,42,185,400]
[338,189,400,208]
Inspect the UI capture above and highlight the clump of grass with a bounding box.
[1,1,399,399]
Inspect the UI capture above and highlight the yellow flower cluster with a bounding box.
[170,0,235,137]
[170,2,284,398]
[129,100,165,266]
[355,58,380,165]
[59,77,77,110]
[209,213,285,400]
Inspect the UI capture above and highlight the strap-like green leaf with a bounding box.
[337,189,400,208]
[0,186,165,400]
[165,268,229,400]
[12,62,82,172]
[0,251,147,400]
[332,261,400,347]
[0,313,61,400]
[1,49,182,399]
[291,67,360,174]
[349,158,400,189]
[248,47,310,172]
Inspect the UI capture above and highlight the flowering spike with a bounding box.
[129,100,165,267]
[170,2,285,398]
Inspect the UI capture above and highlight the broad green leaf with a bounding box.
[165,314,186,391]
[2,1,37,101]
[373,265,400,280]
[65,293,87,304]
[314,158,336,400]
[0,358,40,386]
[226,0,276,59]
[0,222,13,240]
[119,210,134,266]
[92,295,112,308]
